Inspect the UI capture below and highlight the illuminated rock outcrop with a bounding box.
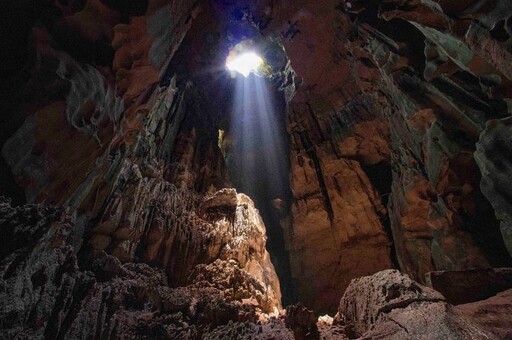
[0,192,281,337]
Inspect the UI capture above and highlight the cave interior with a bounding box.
[2,0,512,338]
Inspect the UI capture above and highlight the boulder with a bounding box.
[336,269,496,339]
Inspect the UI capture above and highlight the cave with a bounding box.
[2,0,512,338]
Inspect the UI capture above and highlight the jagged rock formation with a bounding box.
[355,0,512,286]
[2,0,512,337]
[0,194,281,338]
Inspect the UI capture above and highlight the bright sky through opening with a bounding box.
[226,52,263,77]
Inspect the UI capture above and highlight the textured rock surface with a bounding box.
[337,270,495,339]
[457,288,512,339]
[475,117,512,256]
[0,197,283,338]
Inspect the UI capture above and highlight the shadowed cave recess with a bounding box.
[3,0,512,338]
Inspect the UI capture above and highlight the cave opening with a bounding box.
[226,50,263,77]
[221,70,295,306]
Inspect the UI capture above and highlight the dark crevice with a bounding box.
[389,317,410,334]
[464,191,512,267]
[362,162,400,269]
[377,297,445,316]
[490,20,510,42]
[297,131,334,221]
[354,9,428,79]
[0,159,26,206]
[306,102,326,142]
[51,29,115,67]
[100,0,148,17]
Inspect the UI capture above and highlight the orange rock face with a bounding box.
[286,151,393,312]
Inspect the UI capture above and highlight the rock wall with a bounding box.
[243,0,512,312]
[358,0,512,283]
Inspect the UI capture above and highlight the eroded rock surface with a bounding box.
[0,196,282,338]
[457,289,512,339]
[336,270,496,339]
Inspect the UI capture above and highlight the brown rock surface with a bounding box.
[457,289,512,339]
[336,269,445,336]
[285,303,318,339]
[426,268,512,305]
[286,151,394,313]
